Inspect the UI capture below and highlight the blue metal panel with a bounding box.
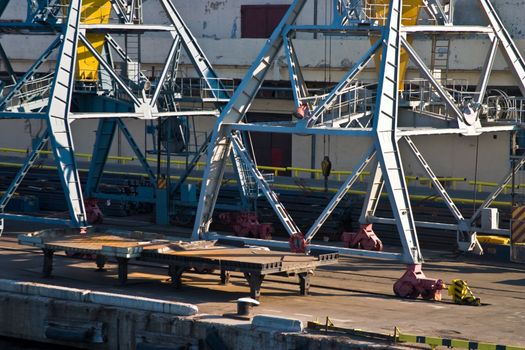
[85,119,118,197]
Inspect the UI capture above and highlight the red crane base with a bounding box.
[393,264,445,300]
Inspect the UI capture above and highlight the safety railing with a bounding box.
[485,95,525,124]
[2,146,523,194]
[1,73,55,110]
[302,82,377,126]
[402,78,470,118]
[200,78,235,101]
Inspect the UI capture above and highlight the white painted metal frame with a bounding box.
[192,0,525,263]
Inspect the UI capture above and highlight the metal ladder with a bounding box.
[231,144,259,200]
[125,33,141,85]
[123,0,143,85]
[231,133,302,237]
[431,37,450,84]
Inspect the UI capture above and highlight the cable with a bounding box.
[472,135,480,212]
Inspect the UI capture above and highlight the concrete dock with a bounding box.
[0,219,524,349]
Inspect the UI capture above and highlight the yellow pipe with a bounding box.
[369,0,422,90]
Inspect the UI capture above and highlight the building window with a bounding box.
[241,5,289,38]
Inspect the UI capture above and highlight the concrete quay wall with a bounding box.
[0,284,410,350]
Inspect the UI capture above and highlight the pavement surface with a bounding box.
[0,218,524,348]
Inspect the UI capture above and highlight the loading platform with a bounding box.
[18,228,338,299]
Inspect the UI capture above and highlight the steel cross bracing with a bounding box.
[84,0,242,213]
[0,0,88,230]
[192,0,308,240]
[479,0,525,96]
[0,0,232,229]
[193,0,525,269]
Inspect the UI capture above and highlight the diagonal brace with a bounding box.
[79,33,142,107]
[231,133,302,237]
[305,147,376,242]
[310,39,382,124]
[400,36,464,122]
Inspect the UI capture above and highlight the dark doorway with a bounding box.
[241,5,289,38]
[246,113,292,170]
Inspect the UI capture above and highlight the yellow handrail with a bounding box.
[0,161,516,207]
[0,147,522,193]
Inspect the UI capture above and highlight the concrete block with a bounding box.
[0,279,198,316]
[252,314,304,333]
[88,291,198,316]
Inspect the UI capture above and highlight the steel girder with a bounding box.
[372,0,422,264]
[84,0,234,212]
[192,0,308,239]
[46,0,87,227]
[0,0,88,230]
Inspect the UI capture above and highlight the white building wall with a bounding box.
[0,1,522,185]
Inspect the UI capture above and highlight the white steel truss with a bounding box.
[193,0,525,272]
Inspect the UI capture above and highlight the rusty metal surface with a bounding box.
[17,228,339,272]
[141,246,338,275]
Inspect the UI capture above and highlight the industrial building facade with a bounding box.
[1,0,524,186]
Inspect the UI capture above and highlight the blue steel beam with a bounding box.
[0,112,47,119]
[230,122,372,136]
[46,0,87,228]
[0,129,50,211]
[0,213,71,226]
[85,119,118,197]
[116,119,156,184]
